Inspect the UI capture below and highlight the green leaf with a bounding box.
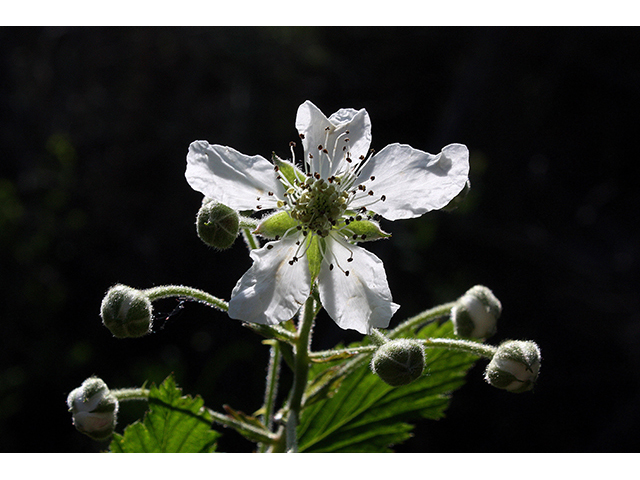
[297,320,478,452]
[109,374,220,453]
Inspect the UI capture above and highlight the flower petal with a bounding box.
[317,235,399,334]
[228,235,311,325]
[295,101,371,178]
[351,143,470,220]
[186,140,285,211]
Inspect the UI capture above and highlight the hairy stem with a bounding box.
[285,296,316,452]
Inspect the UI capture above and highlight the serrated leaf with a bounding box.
[297,321,478,452]
[109,374,220,453]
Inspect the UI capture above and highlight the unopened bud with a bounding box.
[451,285,502,339]
[371,339,426,387]
[101,284,153,338]
[484,340,541,393]
[67,377,119,441]
[196,198,239,249]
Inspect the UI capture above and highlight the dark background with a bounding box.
[1,27,638,453]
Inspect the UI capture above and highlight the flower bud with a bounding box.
[196,198,239,250]
[451,285,502,339]
[67,376,119,441]
[370,339,426,387]
[484,340,541,393]
[100,284,153,338]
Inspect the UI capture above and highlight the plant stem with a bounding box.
[111,388,150,402]
[390,301,456,338]
[420,337,497,359]
[285,296,316,452]
[143,285,229,311]
[258,341,282,453]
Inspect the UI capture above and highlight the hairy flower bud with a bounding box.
[101,284,153,338]
[196,198,239,249]
[485,340,541,393]
[451,285,502,339]
[67,376,119,441]
[371,339,426,387]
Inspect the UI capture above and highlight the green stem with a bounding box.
[142,284,295,343]
[206,409,277,445]
[258,341,282,453]
[143,285,228,311]
[419,337,497,359]
[285,296,316,452]
[389,301,456,338]
[241,226,260,250]
[111,388,150,402]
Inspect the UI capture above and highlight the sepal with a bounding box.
[341,217,391,242]
[255,211,299,239]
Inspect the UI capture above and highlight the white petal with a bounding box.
[318,236,399,334]
[186,140,285,211]
[295,101,371,178]
[351,143,469,220]
[228,235,310,325]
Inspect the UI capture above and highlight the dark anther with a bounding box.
[368,190,374,196]
[268,191,274,196]
[299,133,305,139]
[274,165,279,171]
[267,244,273,250]
[329,264,334,271]
[318,145,323,150]
[345,271,350,277]
[347,257,353,262]
[370,176,375,181]
[381,195,386,201]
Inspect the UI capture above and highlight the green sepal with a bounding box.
[272,153,306,186]
[255,211,299,239]
[341,218,391,242]
[306,235,323,284]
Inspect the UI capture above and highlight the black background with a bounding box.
[1,27,638,452]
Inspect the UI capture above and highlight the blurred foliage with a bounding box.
[1,27,639,452]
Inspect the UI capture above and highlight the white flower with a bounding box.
[186,101,469,334]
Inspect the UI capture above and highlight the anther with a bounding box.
[368,190,374,196]
[370,176,375,181]
[267,244,274,250]
[345,271,350,277]
[381,195,386,201]
[329,264,334,271]
[299,133,305,139]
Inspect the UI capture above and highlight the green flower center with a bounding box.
[290,177,349,237]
